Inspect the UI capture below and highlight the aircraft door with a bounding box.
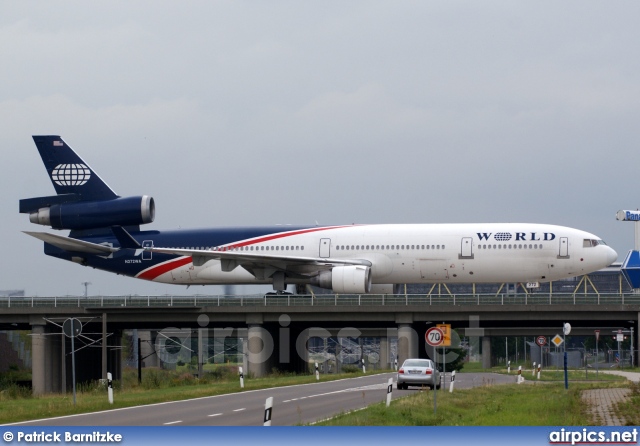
[142,240,153,260]
[319,238,331,258]
[460,237,474,259]
[558,237,569,258]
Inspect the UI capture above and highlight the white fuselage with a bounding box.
[143,223,617,288]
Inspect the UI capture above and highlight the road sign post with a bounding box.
[425,327,444,415]
[436,324,451,393]
[62,318,82,406]
[536,336,546,368]
[563,323,571,389]
[595,330,600,378]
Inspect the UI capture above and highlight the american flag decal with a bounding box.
[53,141,63,146]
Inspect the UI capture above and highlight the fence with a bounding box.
[2,293,640,309]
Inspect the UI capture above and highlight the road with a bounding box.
[7,372,516,426]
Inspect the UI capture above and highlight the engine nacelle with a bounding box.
[312,265,372,294]
[29,195,155,230]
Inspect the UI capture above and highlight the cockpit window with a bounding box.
[583,239,606,247]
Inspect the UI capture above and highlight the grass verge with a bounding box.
[313,380,630,426]
[0,368,389,425]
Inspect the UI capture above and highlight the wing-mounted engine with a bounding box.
[20,195,155,230]
[311,265,372,293]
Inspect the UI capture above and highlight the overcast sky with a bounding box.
[2,1,640,296]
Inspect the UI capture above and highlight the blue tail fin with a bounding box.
[32,135,118,201]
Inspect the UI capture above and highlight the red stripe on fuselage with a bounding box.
[217,225,352,251]
[137,256,193,281]
[135,225,357,281]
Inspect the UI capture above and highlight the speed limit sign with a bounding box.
[425,327,444,347]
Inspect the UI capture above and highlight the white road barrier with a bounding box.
[517,366,523,384]
[264,396,273,426]
[315,362,320,381]
[107,372,113,405]
[449,370,456,393]
[386,378,393,407]
[239,366,244,389]
[537,363,541,380]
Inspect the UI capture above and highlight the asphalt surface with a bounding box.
[6,372,516,426]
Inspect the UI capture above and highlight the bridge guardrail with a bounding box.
[2,293,640,309]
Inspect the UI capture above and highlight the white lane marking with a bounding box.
[233,408,246,412]
[163,420,182,425]
[3,373,396,426]
[208,413,222,417]
[282,382,392,403]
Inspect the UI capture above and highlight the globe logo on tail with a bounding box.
[51,164,91,186]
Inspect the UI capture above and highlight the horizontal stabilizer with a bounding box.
[19,194,81,214]
[23,231,118,255]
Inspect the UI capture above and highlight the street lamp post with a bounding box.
[81,282,91,298]
[631,326,635,368]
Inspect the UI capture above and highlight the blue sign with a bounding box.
[621,250,640,288]
[616,210,640,221]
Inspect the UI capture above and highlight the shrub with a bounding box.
[341,365,360,373]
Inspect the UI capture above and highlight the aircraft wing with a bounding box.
[146,246,371,275]
[23,231,119,255]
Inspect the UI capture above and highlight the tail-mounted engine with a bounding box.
[20,195,155,230]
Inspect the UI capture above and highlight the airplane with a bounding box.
[20,136,618,295]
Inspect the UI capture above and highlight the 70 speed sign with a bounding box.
[425,327,444,347]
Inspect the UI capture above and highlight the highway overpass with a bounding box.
[1,293,639,394]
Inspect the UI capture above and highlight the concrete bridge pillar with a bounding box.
[380,334,390,369]
[246,314,274,378]
[30,322,46,395]
[482,336,492,369]
[397,324,417,366]
[47,333,62,393]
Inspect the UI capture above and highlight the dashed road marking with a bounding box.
[282,382,391,403]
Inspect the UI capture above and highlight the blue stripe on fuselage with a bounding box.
[45,225,317,278]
